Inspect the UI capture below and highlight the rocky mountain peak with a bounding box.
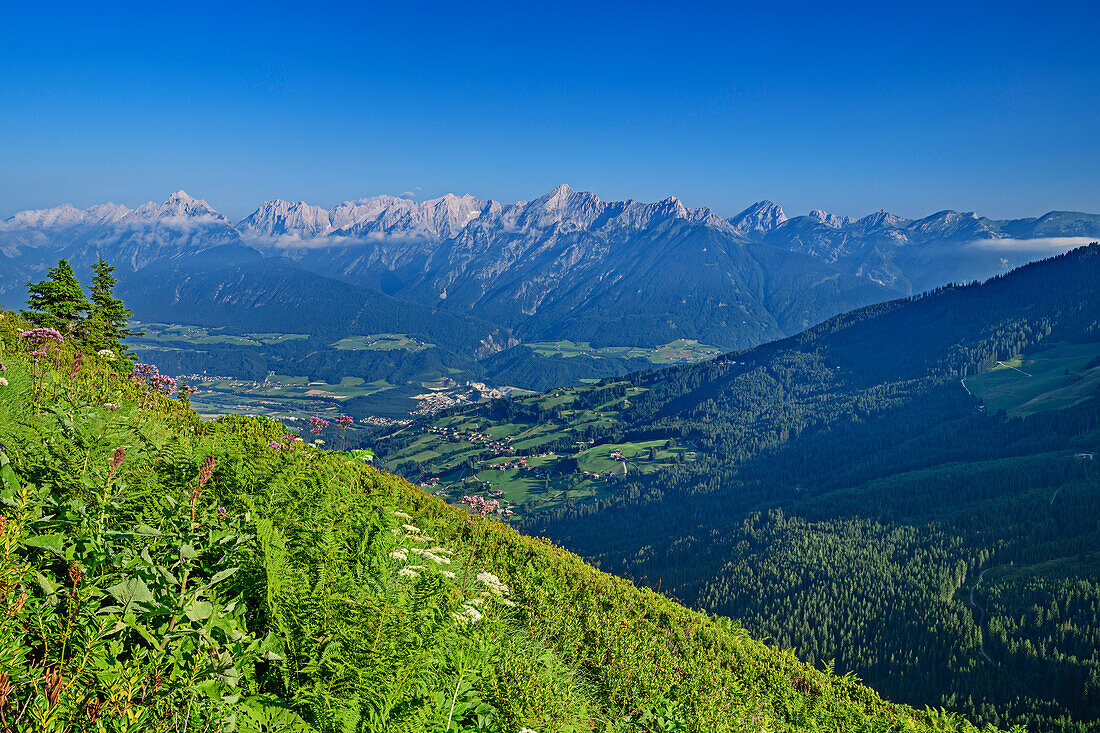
[808,209,852,228]
[129,191,228,223]
[729,200,788,238]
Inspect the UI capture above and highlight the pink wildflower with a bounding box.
[130,363,178,397]
[462,495,500,517]
[309,416,329,436]
[20,327,64,345]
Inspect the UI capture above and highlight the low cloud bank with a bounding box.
[240,231,423,250]
[968,236,1097,251]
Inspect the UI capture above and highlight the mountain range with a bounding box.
[2,186,1098,384]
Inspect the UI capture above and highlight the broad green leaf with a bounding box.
[24,533,65,554]
[0,452,21,497]
[35,571,61,604]
[185,600,215,622]
[107,577,156,609]
[208,566,238,586]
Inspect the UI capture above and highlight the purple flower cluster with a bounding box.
[130,363,178,397]
[309,416,329,436]
[335,414,354,429]
[20,327,64,345]
[267,440,286,450]
[462,495,501,517]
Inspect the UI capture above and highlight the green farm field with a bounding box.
[132,322,309,346]
[331,333,435,351]
[527,338,722,364]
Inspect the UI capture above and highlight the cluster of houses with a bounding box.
[426,425,518,457]
[360,415,411,428]
[412,381,532,416]
[418,477,450,497]
[181,373,242,386]
[484,456,529,471]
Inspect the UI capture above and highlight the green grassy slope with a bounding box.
[0,312,1011,732]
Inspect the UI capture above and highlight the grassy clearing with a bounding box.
[966,341,1100,416]
[527,338,722,364]
[331,333,435,351]
[132,321,309,346]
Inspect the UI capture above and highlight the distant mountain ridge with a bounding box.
[3,186,1098,356]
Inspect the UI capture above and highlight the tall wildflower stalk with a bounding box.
[460,495,500,583]
[335,415,354,451]
[19,327,63,413]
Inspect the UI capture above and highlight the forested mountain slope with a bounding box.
[385,245,1100,732]
[0,312,1012,732]
[535,245,1100,732]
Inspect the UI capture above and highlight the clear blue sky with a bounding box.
[2,0,1097,221]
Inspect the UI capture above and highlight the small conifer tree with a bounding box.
[78,256,143,362]
[22,259,90,334]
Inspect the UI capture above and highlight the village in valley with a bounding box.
[379,377,699,518]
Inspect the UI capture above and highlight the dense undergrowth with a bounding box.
[0,308,1018,732]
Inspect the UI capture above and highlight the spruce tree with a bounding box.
[78,256,142,362]
[22,259,90,334]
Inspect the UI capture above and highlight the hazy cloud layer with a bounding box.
[968,236,1097,251]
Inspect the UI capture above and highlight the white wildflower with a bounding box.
[410,548,450,565]
[314,439,325,446]
[467,596,485,607]
[401,523,420,533]
[390,528,401,536]
[498,598,517,607]
[440,570,456,579]
[0,378,7,387]
[389,549,409,561]
[428,546,456,555]
[476,571,509,596]
[104,402,120,410]
[451,604,484,625]
[397,567,420,579]
[392,510,412,520]
[96,349,117,361]
[519,728,538,733]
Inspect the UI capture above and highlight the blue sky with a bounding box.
[2,0,1097,221]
